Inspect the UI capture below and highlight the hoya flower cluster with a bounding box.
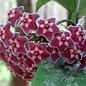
[0,6,86,81]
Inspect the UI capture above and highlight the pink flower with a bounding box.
[17,54,37,73]
[50,32,74,52]
[9,34,28,55]
[7,53,37,81]
[37,18,60,41]
[27,42,50,65]
[7,6,24,27]
[0,23,14,46]
[17,12,39,35]
[68,25,85,46]
[7,62,25,77]
[62,44,82,63]
[23,57,37,73]
[0,42,17,64]
[46,46,61,63]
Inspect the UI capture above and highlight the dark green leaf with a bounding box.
[55,0,76,12]
[79,0,86,17]
[32,61,86,86]
[36,0,51,11]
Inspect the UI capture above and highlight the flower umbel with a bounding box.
[0,6,86,81]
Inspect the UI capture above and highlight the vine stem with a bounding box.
[57,19,76,26]
[76,0,81,24]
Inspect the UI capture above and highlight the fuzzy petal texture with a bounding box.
[50,32,74,52]
[0,23,14,46]
[7,6,24,27]
[46,46,61,63]
[68,25,85,46]
[9,34,28,55]
[17,12,39,35]
[28,42,50,65]
[37,18,60,41]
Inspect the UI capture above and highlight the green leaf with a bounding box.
[36,0,51,12]
[32,61,86,86]
[36,0,76,12]
[79,0,86,17]
[55,0,76,12]
[36,0,86,22]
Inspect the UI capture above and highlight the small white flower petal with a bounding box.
[20,22,24,27]
[20,17,24,20]
[9,39,13,44]
[25,14,29,18]
[75,55,79,59]
[40,24,44,28]
[9,46,12,50]
[25,23,29,28]
[35,47,39,51]
[57,37,61,41]
[48,28,53,32]
[30,50,35,54]
[77,50,81,53]
[43,29,47,34]
[76,31,79,36]
[62,32,65,37]
[45,20,48,24]
[2,35,5,39]
[32,55,36,59]
[66,37,70,40]
[78,27,82,32]
[14,48,17,53]
[71,54,74,58]
[59,41,63,46]
[52,50,56,54]
[70,49,74,53]
[38,55,42,60]
[39,50,43,54]
[64,41,68,46]
[28,19,32,23]
[10,14,14,18]
[16,43,20,48]
[12,9,15,13]
[78,36,82,41]
[49,23,54,27]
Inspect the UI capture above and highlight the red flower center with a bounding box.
[23,19,28,23]
[61,37,66,42]
[34,51,40,56]
[80,32,84,36]
[45,24,49,29]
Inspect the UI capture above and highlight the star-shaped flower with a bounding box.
[7,6,24,27]
[68,25,85,46]
[17,12,39,35]
[62,44,82,63]
[37,18,60,41]
[7,62,25,77]
[50,32,74,52]
[27,42,50,65]
[23,57,37,73]
[46,46,61,63]
[9,34,28,55]
[0,23,14,46]
[0,42,17,64]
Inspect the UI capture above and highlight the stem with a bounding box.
[76,0,81,24]
[67,11,72,26]
[57,19,76,26]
